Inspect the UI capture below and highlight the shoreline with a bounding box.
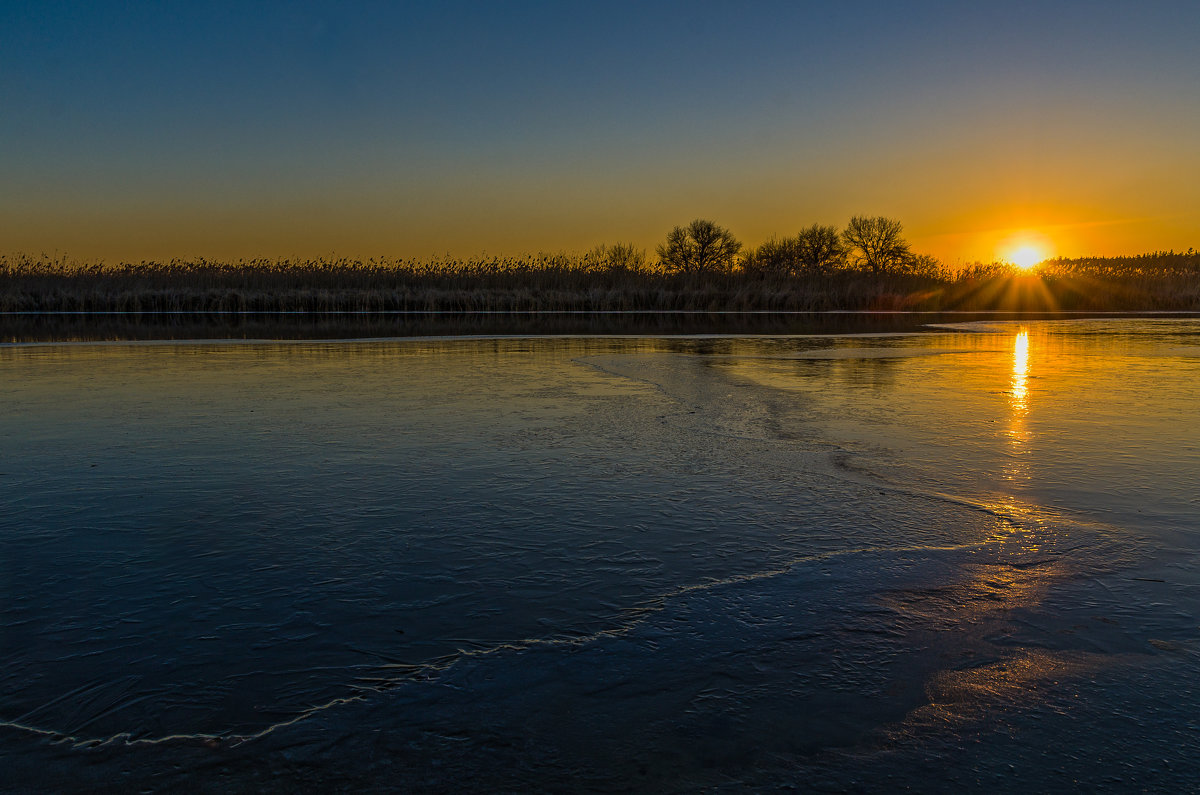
[4,308,1199,345]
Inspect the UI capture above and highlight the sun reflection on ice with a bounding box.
[1011,329,1029,411]
[1003,329,1031,485]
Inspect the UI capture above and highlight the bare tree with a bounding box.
[657,219,742,274]
[744,224,845,276]
[842,216,913,274]
[795,224,845,274]
[743,237,799,276]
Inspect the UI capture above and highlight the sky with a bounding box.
[3,1,1198,264]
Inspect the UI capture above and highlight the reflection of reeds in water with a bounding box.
[0,310,957,343]
[2,252,1198,314]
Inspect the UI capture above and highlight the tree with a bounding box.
[743,237,799,276]
[744,224,845,276]
[842,216,913,274]
[657,219,741,274]
[794,224,845,274]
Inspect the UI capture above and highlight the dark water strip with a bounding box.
[5,310,1197,343]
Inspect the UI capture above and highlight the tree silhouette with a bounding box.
[746,224,846,276]
[657,219,741,274]
[842,216,913,274]
[794,224,845,274]
[743,237,798,276]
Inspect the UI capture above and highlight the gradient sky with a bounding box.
[3,1,1198,264]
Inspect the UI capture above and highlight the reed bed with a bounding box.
[2,251,1198,314]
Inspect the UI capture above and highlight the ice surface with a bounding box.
[1,322,1198,791]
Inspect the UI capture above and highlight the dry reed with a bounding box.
[2,250,1198,313]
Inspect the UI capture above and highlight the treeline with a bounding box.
[2,219,1198,312]
[664,217,940,277]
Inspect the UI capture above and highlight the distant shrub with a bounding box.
[584,242,648,273]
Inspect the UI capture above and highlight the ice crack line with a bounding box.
[0,531,1026,752]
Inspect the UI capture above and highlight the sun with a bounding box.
[996,231,1053,271]
[1009,245,1043,270]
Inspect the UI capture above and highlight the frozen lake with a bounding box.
[2,319,1199,791]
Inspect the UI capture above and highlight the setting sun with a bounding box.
[1010,246,1043,270]
[996,230,1054,271]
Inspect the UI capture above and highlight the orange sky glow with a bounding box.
[3,4,1197,265]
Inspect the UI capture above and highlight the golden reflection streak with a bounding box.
[890,648,1107,740]
[1002,329,1031,485]
[880,328,1089,742]
[1011,329,1029,412]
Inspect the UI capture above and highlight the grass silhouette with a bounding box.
[2,249,1198,314]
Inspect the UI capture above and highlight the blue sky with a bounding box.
[3,1,1198,262]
